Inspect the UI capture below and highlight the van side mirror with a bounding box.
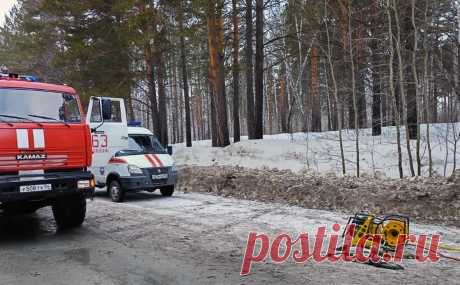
[101,99,112,121]
[167,146,173,155]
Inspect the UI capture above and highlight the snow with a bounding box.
[0,1,16,27]
[173,123,460,178]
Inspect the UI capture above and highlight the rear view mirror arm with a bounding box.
[91,121,105,133]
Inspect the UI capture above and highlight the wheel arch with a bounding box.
[106,172,121,186]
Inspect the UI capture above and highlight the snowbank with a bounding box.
[173,123,460,178]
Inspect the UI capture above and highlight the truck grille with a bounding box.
[146,167,169,175]
[0,155,70,171]
[145,167,170,185]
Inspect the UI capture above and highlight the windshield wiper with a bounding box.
[0,114,43,127]
[0,117,13,127]
[28,114,70,127]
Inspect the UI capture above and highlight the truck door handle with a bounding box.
[121,136,129,140]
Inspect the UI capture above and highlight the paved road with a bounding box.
[0,191,459,285]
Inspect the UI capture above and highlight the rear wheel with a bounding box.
[160,185,175,197]
[109,180,125,202]
[52,195,86,230]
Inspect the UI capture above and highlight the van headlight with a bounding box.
[128,165,143,175]
[171,163,177,172]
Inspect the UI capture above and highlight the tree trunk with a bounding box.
[404,2,418,140]
[356,9,367,129]
[172,60,179,144]
[179,83,184,143]
[145,44,160,137]
[310,46,321,132]
[394,2,415,176]
[232,0,241,142]
[338,0,354,130]
[424,45,433,176]
[196,91,204,140]
[245,0,255,139]
[267,69,274,134]
[279,77,288,133]
[371,68,382,136]
[209,86,218,146]
[157,53,168,146]
[388,0,404,179]
[458,42,460,104]
[127,94,135,122]
[411,0,421,176]
[207,0,230,147]
[196,73,205,140]
[191,95,196,140]
[370,2,382,136]
[254,0,264,139]
[347,2,360,177]
[179,13,192,147]
[325,0,346,174]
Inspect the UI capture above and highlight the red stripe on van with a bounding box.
[152,154,164,167]
[145,154,158,167]
[108,157,127,164]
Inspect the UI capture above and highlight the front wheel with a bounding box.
[160,185,175,197]
[109,180,125,203]
[52,195,86,230]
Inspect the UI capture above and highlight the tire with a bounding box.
[52,195,86,230]
[160,185,175,197]
[109,180,125,202]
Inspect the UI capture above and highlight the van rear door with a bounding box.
[86,97,128,184]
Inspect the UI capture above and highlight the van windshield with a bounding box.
[117,135,167,156]
[0,88,81,123]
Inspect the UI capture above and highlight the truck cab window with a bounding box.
[90,98,102,123]
[60,93,81,122]
[105,101,122,123]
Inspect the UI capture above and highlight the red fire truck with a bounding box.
[0,74,95,229]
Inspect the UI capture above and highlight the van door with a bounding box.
[86,97,128,184]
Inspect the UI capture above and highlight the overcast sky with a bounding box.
[0,0,17,26]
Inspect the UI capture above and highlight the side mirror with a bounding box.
[167,146,173,155]
[101,99,112,121]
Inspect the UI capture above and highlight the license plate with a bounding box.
[151,174,169,180]
[20,184,52,193]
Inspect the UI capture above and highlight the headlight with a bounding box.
[128,164,143,175]
[77,180,91,189]
[171,163,177,172]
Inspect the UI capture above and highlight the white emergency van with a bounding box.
[86,97,177,202]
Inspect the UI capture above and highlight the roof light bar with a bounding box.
[128,121,142,127]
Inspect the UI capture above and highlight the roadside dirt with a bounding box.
[177,166,460,225]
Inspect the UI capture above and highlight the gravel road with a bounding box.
[0,191,459,285]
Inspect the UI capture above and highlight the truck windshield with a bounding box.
[118,135,168,155]
[0,88,81,123]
